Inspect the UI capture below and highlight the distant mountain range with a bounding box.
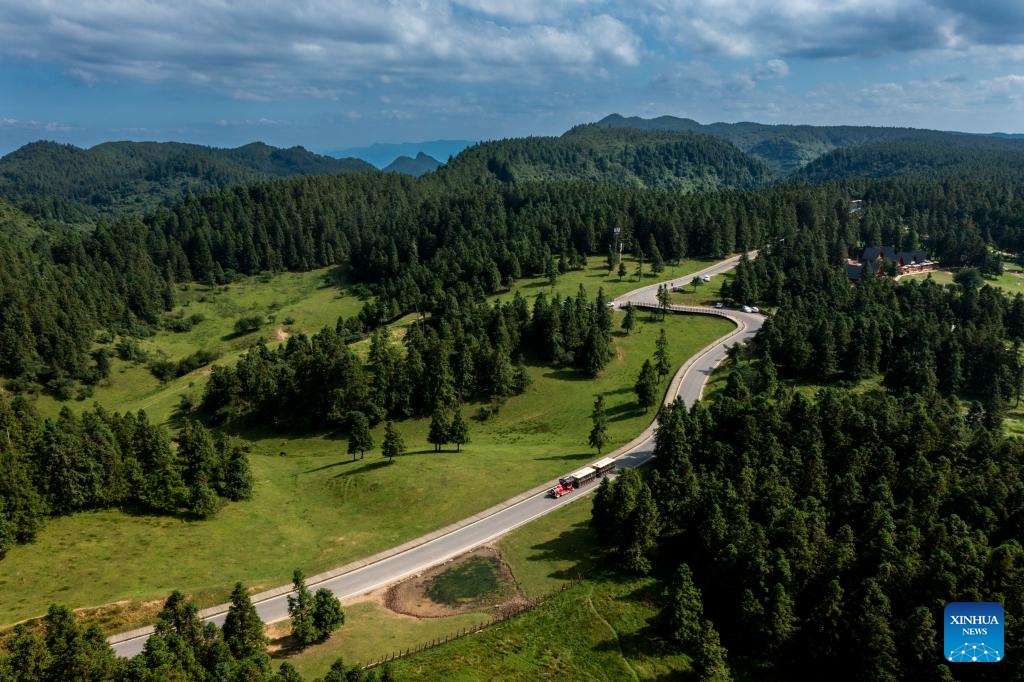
[0,140,372,222]
[595,114,1024,176]
[382,152,442,176]
[326,140,475,169]
[7,117,1024,225]
[438,124,773,191]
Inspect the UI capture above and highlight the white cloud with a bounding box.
[0,1,641,100]
[0,117,73,132]
[635,1,1024,60]
[756,59,789,79]
[453,0,591,23]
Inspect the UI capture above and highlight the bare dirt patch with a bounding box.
[383,547,527,618]
[275,327,290,342]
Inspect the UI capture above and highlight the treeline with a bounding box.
[0,396,252,558]
[593,385,1024,681]
[438,124,774,191]
[0,173,786,394]
[8,157,1024,399]
[797,137,1024,184]
[0,587,394,682]
[723,229,1024,407]
[202,287,614,428]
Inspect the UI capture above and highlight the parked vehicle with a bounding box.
[742,305,752,313]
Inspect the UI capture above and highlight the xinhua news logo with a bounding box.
[945,602,1004,663]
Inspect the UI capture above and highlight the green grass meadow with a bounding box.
[282,484,688,681]
[385,578,691,682]
[385,498,690,681]
[500,256,721,304]
[0,306,733,628]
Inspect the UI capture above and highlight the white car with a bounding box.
[750,306,760,313]
[715,302,723,308]
[741,305,752,313]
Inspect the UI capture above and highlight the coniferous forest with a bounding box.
[4,119,1024,678]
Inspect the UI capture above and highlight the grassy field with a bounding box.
[901,263,1024,293]
[384,498,691,681]
[0,308,733,628]
[29,267,366,423]
[385,578,691,682]
[274,501,596,679]
[669,270,734,307]
[281,487,688,681]
[499,256,722,304]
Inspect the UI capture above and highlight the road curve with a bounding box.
[110,256,764,658]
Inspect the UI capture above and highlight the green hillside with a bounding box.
[0,140,373,222]
[597,112,1024,176]
[795,136,1024,182]
[440,124,773,191]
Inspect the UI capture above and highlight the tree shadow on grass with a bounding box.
[534,451,597,462]
[521,521,601,581]
[333,459,391,477]
[542,368,591,382]
[304,457,366,473]
[591,580,680,666]
[608,406,647,423]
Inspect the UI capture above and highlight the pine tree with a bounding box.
[655,328,671,378]
[287,569,317,648]
[382,421,405,463]
[449,407,470,452]
[622,304,636,334]
[346,411,373,460]
[635,359,659,412]
[697,619,732,681]
[589,395,608,454]
[222,582,268,661]
[428,406,451,452]
[665,564,704,646]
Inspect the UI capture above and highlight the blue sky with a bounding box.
[3,1,1024,155]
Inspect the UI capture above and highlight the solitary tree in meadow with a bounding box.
[382,421,404,463]
[589,395,608,454]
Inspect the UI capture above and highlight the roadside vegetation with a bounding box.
[0,303,731,629]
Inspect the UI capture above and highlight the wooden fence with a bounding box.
[362,580,579,669]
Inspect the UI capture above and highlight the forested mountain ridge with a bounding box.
[597,112,1024,176]
[796,137,1024,183]
[438,124,774,191]
[0,140,373,222]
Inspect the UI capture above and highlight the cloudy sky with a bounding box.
[2,1,1024,155]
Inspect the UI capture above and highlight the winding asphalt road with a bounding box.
[109,255,764,658]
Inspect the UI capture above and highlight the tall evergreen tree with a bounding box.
[222,582,269,662]
[287,569,317,648]
[382,421,405,464]
[589,395,608,454]
[346,411,374,460]
[427,406,451,452]
[655,328,671,378]
[449,407,470,452]
[634,359,659,412]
